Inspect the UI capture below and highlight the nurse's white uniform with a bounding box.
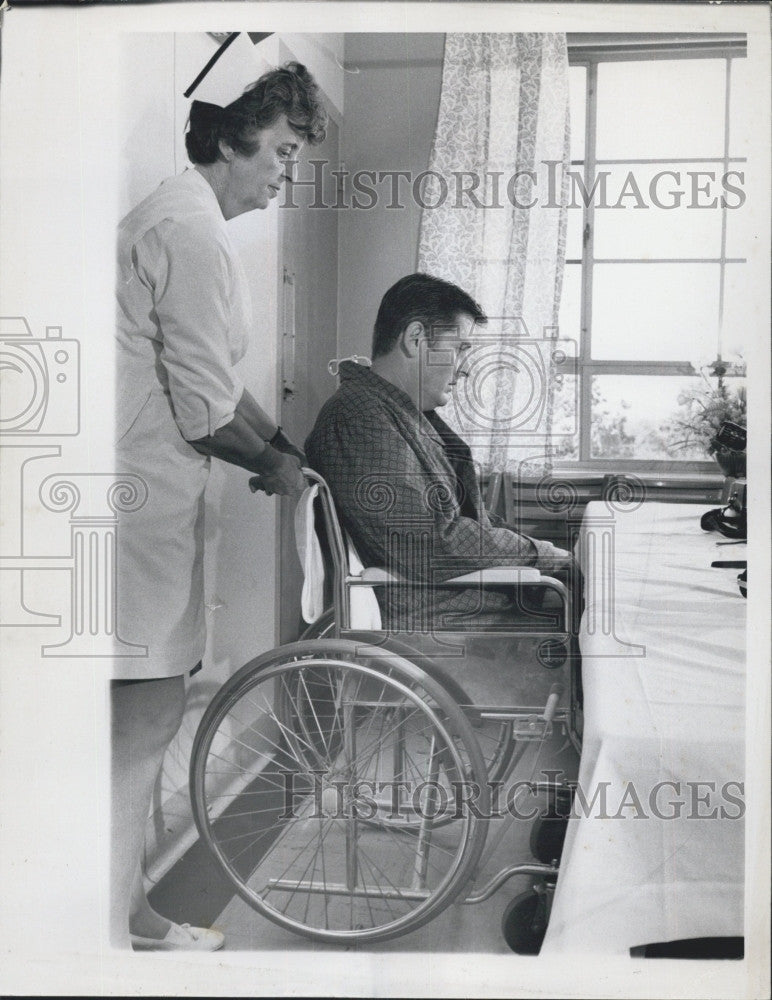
[115,169,252,679]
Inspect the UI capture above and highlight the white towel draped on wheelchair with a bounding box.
[294,480,384,628]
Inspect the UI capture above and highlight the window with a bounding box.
[556,35,749,470]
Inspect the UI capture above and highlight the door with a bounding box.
[277,117,340,643]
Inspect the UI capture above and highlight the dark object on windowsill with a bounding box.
[711,419,747,478]
[721,477,747,514]
[713,445,746,478]
[714,419,747,452]
[701,505,746,540]
[630,936,744,959]
[702,419,747,541]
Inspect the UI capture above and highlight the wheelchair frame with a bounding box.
[189,470,581,949]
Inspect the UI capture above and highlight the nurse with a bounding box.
[112,34,328,950]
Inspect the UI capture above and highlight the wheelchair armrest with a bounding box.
[445,567,542,585]
[357,567,542,585]
[446,569,570,609]
[355,566,568,602]
[357,567,404,583]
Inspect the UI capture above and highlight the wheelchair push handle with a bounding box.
[248,465,324,497]
[540,683,565,724]
[301,467,326,487]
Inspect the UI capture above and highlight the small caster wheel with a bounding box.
[501,888,548,954]
[530,786,572,863]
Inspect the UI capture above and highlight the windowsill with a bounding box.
[550,463,725,486]
[481,466,728,523]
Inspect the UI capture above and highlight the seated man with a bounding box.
[305,272,581,633]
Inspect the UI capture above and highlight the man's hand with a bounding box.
[525,536,575,574]
[534,544,576,575]
[249,452,306,498]
[531,543,585,634]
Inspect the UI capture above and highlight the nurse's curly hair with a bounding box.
[185,61,328,164]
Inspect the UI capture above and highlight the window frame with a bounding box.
[557,34,748,475]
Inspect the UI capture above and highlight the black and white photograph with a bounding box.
[0,2,769,997]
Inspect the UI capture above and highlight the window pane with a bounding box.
[591,374,715,460]
[720,263,753,360]
[552,374,579,460]
[591,163,725,259]
[596,59,727,160]
[728,55,751,158]
[724,171,751,259]
[558,263,582,344]
[566,200,584,260]
[568,64,586,164]
[591,263,720,362]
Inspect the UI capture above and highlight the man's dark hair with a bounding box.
[185,61,328,165]
[372,273,487,359]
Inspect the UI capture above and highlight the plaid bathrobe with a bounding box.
[305,361,563,630]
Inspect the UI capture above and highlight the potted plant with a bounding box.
[661,359,747,476]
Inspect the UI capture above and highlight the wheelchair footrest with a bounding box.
[267,878,431,902]
[475,711,555,741]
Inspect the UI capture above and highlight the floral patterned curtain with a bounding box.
[417,33,570,476]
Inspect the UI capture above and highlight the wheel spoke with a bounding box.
[269,817,337,917]
[296,669,333,760]
[243,688,323,763]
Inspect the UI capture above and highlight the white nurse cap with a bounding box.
[184,32,273,108]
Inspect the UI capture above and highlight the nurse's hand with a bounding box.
[269,427,307,465]
[249,452,305,498]
[190,410,305,496]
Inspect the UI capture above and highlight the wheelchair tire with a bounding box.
[501,888,549,955]
[190,639,490,944]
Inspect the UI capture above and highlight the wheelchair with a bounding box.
[189,469,581,950]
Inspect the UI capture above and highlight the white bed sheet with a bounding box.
[541,501,746,954]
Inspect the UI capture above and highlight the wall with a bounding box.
[338,33,444,357]
[280,33,345,121]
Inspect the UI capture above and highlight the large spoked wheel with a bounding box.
[300,612,516,787]
[190,639,490,944]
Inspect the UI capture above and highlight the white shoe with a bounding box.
[131,921,225,952]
